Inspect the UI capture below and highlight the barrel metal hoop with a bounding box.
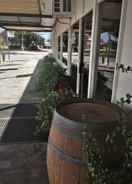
[48,139,86,166]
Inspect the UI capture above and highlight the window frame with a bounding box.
[54,0,72,16]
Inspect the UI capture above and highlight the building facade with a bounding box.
[52,0,132,109]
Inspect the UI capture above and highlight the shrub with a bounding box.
[84,123,132,184]
[35,55,74,135]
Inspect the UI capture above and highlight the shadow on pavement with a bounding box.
[0,68,18,71]
[0,105,17,111]
[16,73,33,78]
[0,57,47,143]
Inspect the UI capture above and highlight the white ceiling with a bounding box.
[0,0,54,31]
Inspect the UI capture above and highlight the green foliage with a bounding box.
[117,94,132,109]
[83,123,132,184]
[35,55,73,134]
[36,91,59,132]
[24,32,45,49]
[0,36,6,50]
[39,55,66,97]
[9,31,45,49]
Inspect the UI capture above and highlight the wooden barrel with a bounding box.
[47,100,127,184]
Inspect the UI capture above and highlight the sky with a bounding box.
[37,32,51,41]
[0,27,4,33]
[101,32,118,43]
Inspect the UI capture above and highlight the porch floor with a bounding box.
[0,143,49,184]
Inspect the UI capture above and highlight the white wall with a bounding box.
[54,0,95,37]
[115,0,132,109]
[53,0,105,53]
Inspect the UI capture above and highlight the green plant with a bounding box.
[82,122,132,184]
[117,94,132,109]
[36,91,59,132]
[35,55,74,135]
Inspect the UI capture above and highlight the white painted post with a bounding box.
[6,31,11,63]
[52,30,58,58]
[87,0,99,99]
[21,32,24,51]
[67,26,72,76]
[52,30,55,55]
[76,17,84,96]
[76,62,80,96]
[111,0,128,103]
[60,34,63,61]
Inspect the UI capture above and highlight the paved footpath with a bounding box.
[0,143,49,184]
[0,51,49,140]
[0,51,49,104]
[0,51,50,184]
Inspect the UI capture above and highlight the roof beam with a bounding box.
[3,27,52,32]
[0,22,53,28]
[0,12,53,18]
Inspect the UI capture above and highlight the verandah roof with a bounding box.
[0,0,54,32]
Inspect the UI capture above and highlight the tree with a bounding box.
[9,31,45,50]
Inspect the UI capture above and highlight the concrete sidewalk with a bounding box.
[0,143,49,184]
[0,52,47,104]
[0,52,50,184]
[0,51,49,139]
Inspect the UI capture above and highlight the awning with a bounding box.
[0,0,54,31]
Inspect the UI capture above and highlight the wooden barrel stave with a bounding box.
[47,101,127,184]
[47,143,89,184]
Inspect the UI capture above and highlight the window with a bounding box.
[54,0,61,12]
[63,0,71,12]
[54,0,71,14]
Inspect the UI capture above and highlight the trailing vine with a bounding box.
[82,120,132,184]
